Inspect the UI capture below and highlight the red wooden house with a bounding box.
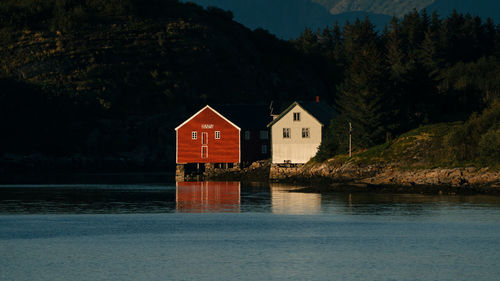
[175,104,271,180]
[175,105,241,165]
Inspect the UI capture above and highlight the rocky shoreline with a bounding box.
[205,160,500,195]
[268,161,500,194]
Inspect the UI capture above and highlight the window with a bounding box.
[283,128,290,138]
[245,131,251,140]
[293,112,300,121]
[192,131,197,140]
[215,131,221,139]
[201,146,208,158]
[261,144,268,154]
[302,128,310,138]
[259,130,269,140]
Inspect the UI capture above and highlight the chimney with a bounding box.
[315,96,320,103]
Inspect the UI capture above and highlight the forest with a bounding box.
[299,10,500,165]
[0,0,499,171]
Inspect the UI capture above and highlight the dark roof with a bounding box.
[212,104,273,130]
[267,101,337,127]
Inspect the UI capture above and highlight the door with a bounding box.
[201,132,208,159]
[201,146,208,159]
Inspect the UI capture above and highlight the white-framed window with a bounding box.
[215,131,221,139]
[302,128,310,138]
[245,131,251,140]
[259,130,269,140]
[283,128,290,138]
[261,144,268,154]
[293,112,300,121]
[192,131,197,140]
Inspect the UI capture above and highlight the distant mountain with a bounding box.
[185,0,500,39]
[312,0,433,17]
[427,0,500,23]
[182,0,391,39]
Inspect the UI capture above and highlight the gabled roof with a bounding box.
[212,104,273,130]
[175,105,241,131]
[267,101,337,128]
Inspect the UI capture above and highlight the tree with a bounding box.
[335,40,393,148]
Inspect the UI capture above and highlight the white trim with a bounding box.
[175,105,241,131]
[176,130,178,163]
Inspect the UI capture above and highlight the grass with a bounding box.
[322,121,499,170]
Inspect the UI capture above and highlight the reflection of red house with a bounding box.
[176,181,241,212]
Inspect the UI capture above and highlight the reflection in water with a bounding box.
[1,181,500,216]
[0,184,176,214]
[270,183,321,214]
[321,192,500,217]
[176,181,241,213]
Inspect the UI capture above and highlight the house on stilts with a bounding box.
[175,104,271,181]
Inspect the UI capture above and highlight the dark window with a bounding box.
[302,128,310,138]
[293,112,300,121]
[283,128,290,138]
[259,130,269,140]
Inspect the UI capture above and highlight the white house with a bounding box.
[267,100,336,164]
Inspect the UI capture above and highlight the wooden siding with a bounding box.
[270,104,323,163]
[176,107,240,164]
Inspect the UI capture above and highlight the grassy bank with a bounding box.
[322,103,500,170]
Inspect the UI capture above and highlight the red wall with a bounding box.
[177,107,240,163]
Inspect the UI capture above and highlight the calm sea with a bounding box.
[1,181,500,281]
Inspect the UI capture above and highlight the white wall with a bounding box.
[271,104,322,164]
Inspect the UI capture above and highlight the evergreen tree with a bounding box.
[293,27,319,54]
[385,17,406,75]
[335,40,392,148]
[343,17,379,63]
[330,22,344,62]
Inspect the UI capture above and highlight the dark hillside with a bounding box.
[0,0,333,173]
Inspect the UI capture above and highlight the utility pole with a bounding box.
[349,122,352,158]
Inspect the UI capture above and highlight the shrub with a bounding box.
[479,125,500,163]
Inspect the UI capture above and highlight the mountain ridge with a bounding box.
[184,0,500,38]
[312,0,434,17]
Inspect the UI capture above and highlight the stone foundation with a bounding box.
[269,163,305,180]
[176,163,241,181]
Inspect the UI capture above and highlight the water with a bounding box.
[1,181,500,281]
